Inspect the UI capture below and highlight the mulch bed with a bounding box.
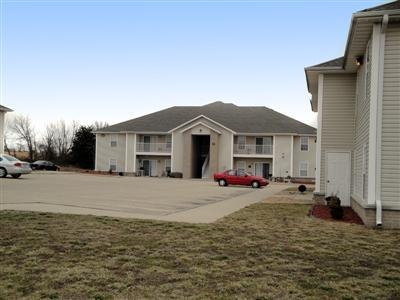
[309,205,364,225]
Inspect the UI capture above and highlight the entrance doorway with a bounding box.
[142,159,157,176]
[326,152,351,206]
[192,135,210,178]
[255,162,270,179]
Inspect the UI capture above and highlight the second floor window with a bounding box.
[166,135,172,150]
[238,136,246,149]
[110,134,117,147]
[300,136,309,151]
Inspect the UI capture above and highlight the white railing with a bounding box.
[136,143,171,153]
[201,154,209,179]
[233,144,273,155]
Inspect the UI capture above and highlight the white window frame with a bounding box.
[299,161,308,177]
[166,135,172,150]
[237,136,246,149]
[110,134,118,147]
[236,160,246,173]
[300,136,309,152]
[109,159,117,171]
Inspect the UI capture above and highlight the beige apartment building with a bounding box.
[0,105,13,153]
[305,1,400,228]
[95,101,316,180]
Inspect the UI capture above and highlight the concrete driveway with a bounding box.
[0,172,289,223]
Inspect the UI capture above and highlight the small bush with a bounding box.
[325,196,344,220]
[298,185,306,193]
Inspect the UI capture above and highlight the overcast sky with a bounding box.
[1,0,385,134]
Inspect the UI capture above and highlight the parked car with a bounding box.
[30,160,60,171]
[213,169,269,188]
[0,154,32,178]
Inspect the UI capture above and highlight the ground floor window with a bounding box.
[236,161,246,173]
[299,161,308,177]
[109,159,117,171]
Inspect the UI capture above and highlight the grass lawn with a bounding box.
[1,203,399,299]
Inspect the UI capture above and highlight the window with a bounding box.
[300,136,309,151]
[238,136,246,149]
[166,135,172,150]
[256,137,273,154]
[236,161,246,173]
[165,159,171,173]
[299,161,308,177]
[110,134,117,147]
[109,159,117,171]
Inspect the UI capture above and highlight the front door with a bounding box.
[143,159,157,176]
[326,152,351,206]
[255,163,270,178]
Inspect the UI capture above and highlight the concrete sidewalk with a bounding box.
[160,183,289,223]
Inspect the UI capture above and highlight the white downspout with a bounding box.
[375,14,388,227]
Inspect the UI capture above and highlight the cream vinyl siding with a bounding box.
[0,112,4,153]
[381,24,400,207]
[96,133,126,172]
[353,46,370,201]
[320,74,356,193]
[293,136,316,178]
[273,136,291,177]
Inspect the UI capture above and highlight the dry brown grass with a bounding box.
[1,203,399,299]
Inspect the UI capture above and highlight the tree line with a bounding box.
[4,115,108,169]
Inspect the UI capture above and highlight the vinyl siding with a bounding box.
[292,136,316,178]
[320,74,356,194]
[273,136,292,177]
[353,43,371,201]
[96,133,126,172]
[0,112,4,153]
[381,24,400,207]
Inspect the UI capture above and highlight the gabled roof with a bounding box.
[306,57,344,70]
[0,105,12,112]
[98,101,316,135]
[305,1,400,112]
[358,0,400,13]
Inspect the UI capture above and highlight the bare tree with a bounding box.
[10,114,37,161]
[93,121,109,131]
[38,123,57,160]
[51,120,79,163]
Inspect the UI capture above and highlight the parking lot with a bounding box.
[0,172,288,223]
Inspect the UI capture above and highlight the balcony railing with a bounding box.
[137,143,171,153]
[233,144,273,155]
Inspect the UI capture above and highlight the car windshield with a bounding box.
[3,155,18,161]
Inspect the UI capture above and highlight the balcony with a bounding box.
[136,143,171,154]
[233,144,273,156]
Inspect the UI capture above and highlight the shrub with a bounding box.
[325,195,344,220]
[298,184,307,193]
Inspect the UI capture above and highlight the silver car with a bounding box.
[0,154,32,178]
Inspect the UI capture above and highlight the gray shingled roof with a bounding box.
[306,57,344,69]
[358,0,400,12]
[0,104,12,112]
[99,102,316,135]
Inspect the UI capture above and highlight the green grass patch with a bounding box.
[0,203,399,299]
